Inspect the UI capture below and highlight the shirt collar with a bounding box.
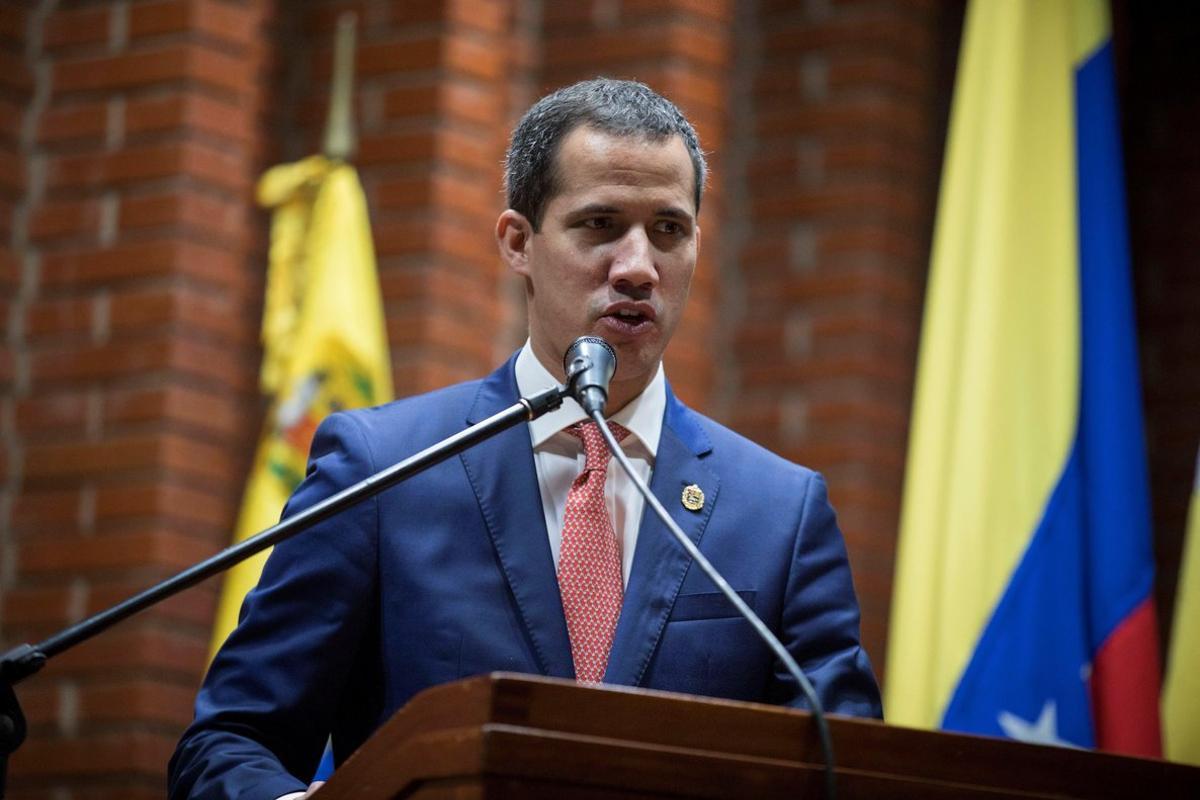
[515,340,665,457]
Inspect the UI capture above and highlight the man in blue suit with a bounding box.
[170,78,881,800]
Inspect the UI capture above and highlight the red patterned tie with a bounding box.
[558,420,630,683]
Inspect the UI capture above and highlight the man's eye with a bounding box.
[654,220,683,235]
[582,217,611,230]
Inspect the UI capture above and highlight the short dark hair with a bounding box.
[504,78,707,230]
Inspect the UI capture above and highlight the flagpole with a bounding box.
[323,13,357,161]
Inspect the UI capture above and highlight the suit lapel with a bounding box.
[460,357,574,679]
[604,387,718,687]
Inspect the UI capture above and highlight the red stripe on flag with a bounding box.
[1090,596,1163,756]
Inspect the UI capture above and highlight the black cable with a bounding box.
[590,409,837,800]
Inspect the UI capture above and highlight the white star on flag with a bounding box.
[997,700,1080,748]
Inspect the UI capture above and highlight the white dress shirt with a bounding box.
[515,341,664,586]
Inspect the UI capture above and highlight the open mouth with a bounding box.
[599,306,655,336]
[610,308,648,325]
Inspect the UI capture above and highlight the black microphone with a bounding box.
[563,336,616,416]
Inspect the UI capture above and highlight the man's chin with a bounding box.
[610,350,662,390]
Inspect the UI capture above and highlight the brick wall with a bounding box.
[1,2,268,797]
[723,0,954,682]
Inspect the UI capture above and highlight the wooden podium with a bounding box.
[314,673,1198,799]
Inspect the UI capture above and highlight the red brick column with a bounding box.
[1,2,268,797]
[726,1,951,682]
[292,0,516,393]
[533,0,734,410]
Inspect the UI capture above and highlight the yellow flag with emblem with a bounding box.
[209,155,393,656]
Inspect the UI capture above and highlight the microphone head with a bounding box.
[563,336,616,381]
[563,336,617,416]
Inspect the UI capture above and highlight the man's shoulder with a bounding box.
[669,400,819,482]
[316,368,508,463]
[348,375,488,425]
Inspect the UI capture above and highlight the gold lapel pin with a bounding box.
[681,484,705,512]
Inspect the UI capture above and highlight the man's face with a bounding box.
[497,125,699,411]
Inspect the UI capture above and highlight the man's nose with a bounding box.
[609,227,658,291]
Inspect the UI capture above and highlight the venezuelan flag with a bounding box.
[886,0,1161,756]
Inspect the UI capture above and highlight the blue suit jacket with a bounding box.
[169,356,881,799]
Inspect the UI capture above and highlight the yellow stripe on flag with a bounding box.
[885,0,1091,728]
[1164,448,1200,765]
[209,155,393,657]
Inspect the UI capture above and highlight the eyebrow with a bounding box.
[573,203,621,216]
[655,206,694,221]
[571,203,695,222]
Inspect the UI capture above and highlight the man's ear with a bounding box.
[496,209,534,277]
